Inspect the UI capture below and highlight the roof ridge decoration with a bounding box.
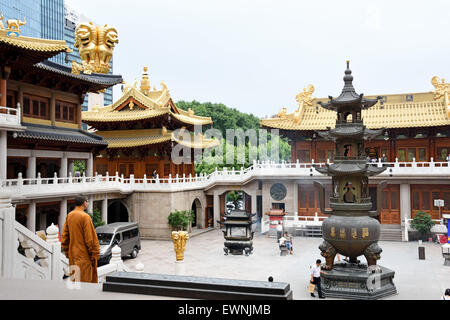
[72,22,118,75]
[0,12,26,37]
[294,84,316,124]
[0,12,70,53]
[431,76,450,119]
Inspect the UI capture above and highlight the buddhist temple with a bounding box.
[0,20,123,231]
[82,67,218,179]
[261,75,450,224]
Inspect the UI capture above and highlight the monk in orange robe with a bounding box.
[61,196,100,283]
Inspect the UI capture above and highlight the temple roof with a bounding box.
[82,76,213,127]
[261,93,449,131]
[0,29,71,65]
[95,128,219,149]
[10,123,108,147]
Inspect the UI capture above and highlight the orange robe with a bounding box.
[61,208,100,283]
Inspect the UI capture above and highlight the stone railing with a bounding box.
[0,105,21,128]
[1,159,450,200]
[0,194,134,284]
[0,195,68,281]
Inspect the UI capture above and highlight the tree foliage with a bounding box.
[177,100,291,174]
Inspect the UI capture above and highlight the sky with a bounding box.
[66,0,450,118]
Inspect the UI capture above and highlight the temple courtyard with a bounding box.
[118,230,449,300]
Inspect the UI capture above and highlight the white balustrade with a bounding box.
[1,160,450,200]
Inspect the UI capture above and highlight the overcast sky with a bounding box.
[66,0,450,118]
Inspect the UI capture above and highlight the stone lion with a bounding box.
[98,25,119,71]
[74,22,98,72]
[319,240,337,270]
[364,243,382,267]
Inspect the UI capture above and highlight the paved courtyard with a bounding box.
[123,230,450,300]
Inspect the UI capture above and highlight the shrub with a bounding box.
[168,210,195,231]
[410,211,435,240]
[90,208,105,229]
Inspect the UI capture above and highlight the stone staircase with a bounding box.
[380,225,403,242]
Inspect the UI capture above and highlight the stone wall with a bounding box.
[128,189,206,240]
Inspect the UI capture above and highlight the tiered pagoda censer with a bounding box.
[218,210,256,256]
[313,62,397,299]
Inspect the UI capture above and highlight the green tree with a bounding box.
[178,101,291,174]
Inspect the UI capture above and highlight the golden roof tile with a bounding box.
[96,128,218,149]
[82,85,213,126]
[0,29,70,53]
[262,96,449,131]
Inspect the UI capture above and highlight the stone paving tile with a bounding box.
[123,230,450,300]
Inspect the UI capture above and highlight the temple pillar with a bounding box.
[213,192,220,229]
[88,195,94,214]
[400,183,411,242]
[27,151,36,179]
[0,131,7,181]
[294,183,299,217]
[27,201,36,233]
[102,197,108,224]
[87,154,93,177]
[59,198,67,230]
[251,191,257,214]
[59,153,68,178]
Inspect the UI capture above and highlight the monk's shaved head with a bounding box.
[74,196,88,207]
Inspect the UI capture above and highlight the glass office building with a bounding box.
[0,0,41,38]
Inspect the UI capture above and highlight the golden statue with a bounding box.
[431,76,450,117]
[171,231,189,261]
[0,12,26,36]
[294,84,315,124]
[72,22,119,75]
[6,17,26,31]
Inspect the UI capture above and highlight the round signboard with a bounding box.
[270,183,287,201]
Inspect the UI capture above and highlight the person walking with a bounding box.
[310,259,325,299]
[276,221,283,242]
[61,196,100,283]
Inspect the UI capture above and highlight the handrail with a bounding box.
[1,160,450,196]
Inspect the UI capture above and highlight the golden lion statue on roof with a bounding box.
[72,22,119,75]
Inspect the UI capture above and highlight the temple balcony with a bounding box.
[0,105,24,131]
[1,159,450,202]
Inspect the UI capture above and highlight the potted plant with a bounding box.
[168,210,195,231]
[410,211,435,241]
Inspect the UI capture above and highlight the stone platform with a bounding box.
[321,263,397,300]
[103,272,293,300]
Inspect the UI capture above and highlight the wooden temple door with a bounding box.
[380,185,400,224]
[118,163,135,178]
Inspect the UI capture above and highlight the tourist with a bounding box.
[443,288,450,300]
[284,231,293,254]
[61,196,100,283]
[310,259,325,299]
[276,221,283,241]
[152,170,157,183]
